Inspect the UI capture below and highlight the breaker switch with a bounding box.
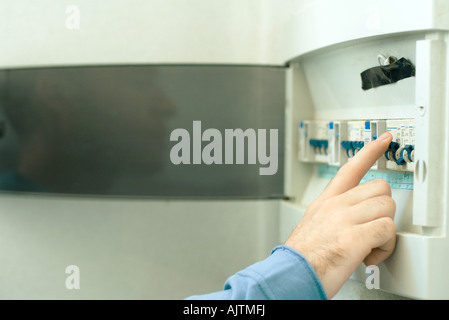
[385,141,400,162]
[341,141,364,157]
[310,139,328,155]
[396,145,414,165]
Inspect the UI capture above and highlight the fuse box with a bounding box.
[282,0,449,299]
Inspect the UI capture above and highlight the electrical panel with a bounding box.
[282,0,449,300]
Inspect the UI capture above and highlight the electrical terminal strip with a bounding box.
[298,119,414,172]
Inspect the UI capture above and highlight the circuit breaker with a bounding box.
[298,119,414,173]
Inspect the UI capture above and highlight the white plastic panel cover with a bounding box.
[283,0,449,299]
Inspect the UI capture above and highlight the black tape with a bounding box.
[361,57,415,90]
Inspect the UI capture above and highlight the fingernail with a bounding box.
[377,132,391,141]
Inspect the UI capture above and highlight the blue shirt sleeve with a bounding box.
[186,245,327,300]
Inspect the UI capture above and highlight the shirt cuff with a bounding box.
[263,245,327,300]
[221,244,327,300]
[186,244,328,300]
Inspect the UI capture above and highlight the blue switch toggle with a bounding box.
[404,145,414,162]
[310,139,329,154]
[341,141,353,157]
[352,141,364,150]
[341,141,364,157]
[365,121,371,130]
[396,145,414,165]
[385,141,400,161]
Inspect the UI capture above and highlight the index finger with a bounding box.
[318,132,393,201]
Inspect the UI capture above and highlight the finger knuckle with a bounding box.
[372,179,391,194]
[370,195,393,210]
[379,217,396,235]
[386,196,396,213]
[377,195,395,210]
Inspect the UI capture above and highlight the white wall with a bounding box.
[0,0,303,68]
[0,194,279,299]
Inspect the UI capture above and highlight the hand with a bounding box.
[285,132,396,299]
